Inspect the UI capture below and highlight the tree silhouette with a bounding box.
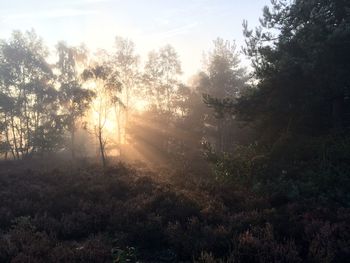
[56,42,95,159]
[0,30,63,159]
[112,37,139,145]
[201,38,249,152]
[82,57,121,168]
[238,0,350,142]
[143,45,181,112]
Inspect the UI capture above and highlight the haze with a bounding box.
[1,1,350,262]
[0,0,267,79]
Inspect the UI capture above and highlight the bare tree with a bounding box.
[82,59,121,168]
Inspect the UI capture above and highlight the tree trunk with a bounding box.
[10,115,20,160]
[332,95,344,130]
[4,116,15,160]
[98,127,106,168]
[218,119,224,152]
[124,85,130,143]
[115,105,122,157]
[71,125,76,160]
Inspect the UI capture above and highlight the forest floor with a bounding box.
[0,160,349,262]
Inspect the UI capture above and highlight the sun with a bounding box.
[86,91,150,151]
[133,98,148,112]
[90,110,117,134]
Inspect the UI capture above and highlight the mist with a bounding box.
[1,0,350,262]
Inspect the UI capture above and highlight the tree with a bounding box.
[203,0,350,207]
[201,38,249,152]
[205,38,248,98]
[0,92,13,159]
[56,42,94,159]
[112,36,139,144]
[143,45,182,112]
[0,30,63,159]
[238,0,350,143]
[82,58,121,168]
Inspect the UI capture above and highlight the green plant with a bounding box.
[112,246,137,263]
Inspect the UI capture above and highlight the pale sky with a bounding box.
[0,0,269,80]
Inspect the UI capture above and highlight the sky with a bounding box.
[0,0,270,80]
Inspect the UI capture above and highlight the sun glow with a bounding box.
[132,98,149,112]
[90,110,117,134]
[89,106,119,141]
[87,94,149,147]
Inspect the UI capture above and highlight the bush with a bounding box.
[0,161,349,262]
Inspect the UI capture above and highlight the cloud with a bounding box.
[67,0,112,5]
[1,9,98,20]
[82,0,111,2]
[150,22,199,40]
[76,0,111,2]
